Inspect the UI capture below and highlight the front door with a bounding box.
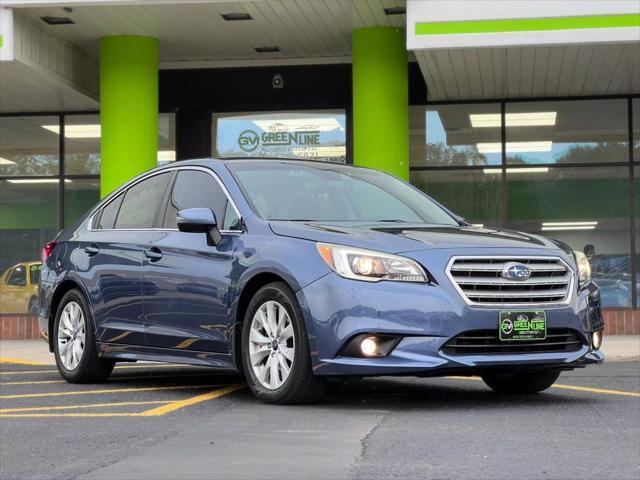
[142,169,242,353]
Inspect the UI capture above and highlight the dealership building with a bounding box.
[0,0,638,336]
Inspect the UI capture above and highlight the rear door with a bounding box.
[141,168,242,352]
[86,172,172,346]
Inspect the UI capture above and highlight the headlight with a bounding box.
[574,251,592,284]
[316,243,428,283]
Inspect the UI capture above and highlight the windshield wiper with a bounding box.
[374,219,408,223]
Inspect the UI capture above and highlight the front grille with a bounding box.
[447,257,572,305]
[442,328,584,355]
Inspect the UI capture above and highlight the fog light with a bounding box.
[360,337,378,356]
[592,330,603,350]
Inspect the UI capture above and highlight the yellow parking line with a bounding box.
[0,400,171,413]
[1,380,65,386]
[553,384,640,398]
[140,384,246,416]
[1,372,212,386]
[0,363,191,376]
[0,384,220,400]
[0,385,244,418]
[445,376,640,397]
[0,357,47,366]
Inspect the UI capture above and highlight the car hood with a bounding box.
[269,221,566,254]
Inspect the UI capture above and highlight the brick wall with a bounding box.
[0,310,639,340]
[0,315,41,340]
[602,309,640,336]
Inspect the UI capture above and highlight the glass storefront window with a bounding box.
[505,99,628,165]
[633,98,639,163]
[64,179,100,227]
[0,116,60,176]
[64,114,101,175]
[212,110,346,163]
[410,104,502,167]
[411,170,501,227]
[506,166,631,308]
[158,113,176,165]
[0,180,58,314]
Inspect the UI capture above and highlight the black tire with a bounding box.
[241,282,326,404]
[53,289,115,383]
[481,369,561,394]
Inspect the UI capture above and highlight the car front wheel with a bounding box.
[481,369,561,394]
[54,289,114,383]
[241,282,326,404]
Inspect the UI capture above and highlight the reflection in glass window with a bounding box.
[65,114,101,175]
[0,180,58,313]
[0,116,60,176]
[410,104,502,167]
[64,179,100,227]
[506,99,628,165]
[158,113,176,165]
[506,167,630,308]
[633,99,639,163]
[411,170,501,227]
[213,111,346,163]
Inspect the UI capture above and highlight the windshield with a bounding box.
[228,161,458,225]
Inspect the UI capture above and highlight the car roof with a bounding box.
[159,157,360,170]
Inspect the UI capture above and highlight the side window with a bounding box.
[164,171,238,230]
[96,194,124,229]
[7,266,27,286]
[29,264,42,285]
[115,173,171,229]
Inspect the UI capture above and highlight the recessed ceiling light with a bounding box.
[42,124,101,138]
[41,16,75,25]
[477,141,552,154]
[254,46,280,53]
[6,179,72,184]
[221,12,252,21]
[542,221,598,227]
[541,226,596,231]
[384,7,406,15]
[470,112,557,128]
[483,167,550,174]
[0,157,16,165]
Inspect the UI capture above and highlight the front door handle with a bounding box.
[85,244,99,256]
[144,247,163,261]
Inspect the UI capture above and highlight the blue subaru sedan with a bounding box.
[38,159,604,404]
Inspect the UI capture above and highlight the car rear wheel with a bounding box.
[241,282,326,404]
[54,289,114,383]
[481,369,561,394]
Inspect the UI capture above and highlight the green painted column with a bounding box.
[352,27,408,180]
[100,36,158,197]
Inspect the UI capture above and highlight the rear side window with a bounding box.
[115,173,171,229]
[163,170,238,230]
[96,194,123,229]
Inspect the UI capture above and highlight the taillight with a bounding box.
[42,241,58,264]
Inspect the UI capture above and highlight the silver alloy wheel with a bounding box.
[57,301,86,371]
[248,300,295,390]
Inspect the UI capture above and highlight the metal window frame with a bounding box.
[411,93,640,309]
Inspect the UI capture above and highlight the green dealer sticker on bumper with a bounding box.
[499,311,546,341]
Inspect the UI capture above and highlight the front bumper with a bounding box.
[298,268,604,377]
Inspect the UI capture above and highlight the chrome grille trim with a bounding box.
[446,256,574,307]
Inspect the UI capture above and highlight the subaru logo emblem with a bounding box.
[502,262,531,281]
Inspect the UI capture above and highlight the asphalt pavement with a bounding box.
[0,360,638,480]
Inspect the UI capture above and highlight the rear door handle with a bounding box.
[144,247,163,261]
[85,244,99,256]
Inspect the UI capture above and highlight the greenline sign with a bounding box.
[415,13,640,36]
[238,129,320,153]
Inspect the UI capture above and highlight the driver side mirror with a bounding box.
[177,208,221,246]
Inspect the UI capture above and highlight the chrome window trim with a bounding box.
[88,165,243,234]
[445,255,575,308]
